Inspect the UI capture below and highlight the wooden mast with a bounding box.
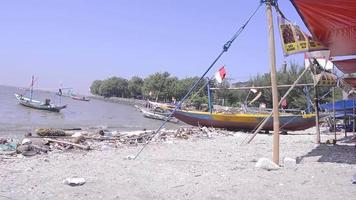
[265,0,280,164]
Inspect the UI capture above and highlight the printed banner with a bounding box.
[278,15,327,56]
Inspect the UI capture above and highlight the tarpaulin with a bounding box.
[343,77,356,88]
[333,59,356,74]
[291,0,356,57]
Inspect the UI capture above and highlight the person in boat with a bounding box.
[44,98,51,105]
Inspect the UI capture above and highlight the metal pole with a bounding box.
[333,87,336,141]
[265,1,280,165]
[207,80,212,113]
[353,98,355,136]
[344,100,347,137]
[314,87,320,144]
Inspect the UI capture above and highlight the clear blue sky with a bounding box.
[0,0,306,94]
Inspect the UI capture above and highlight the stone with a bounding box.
[63,177,86,186]
[255,158,280,171]
[283,157,297,169]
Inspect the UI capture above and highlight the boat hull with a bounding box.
[173,110,316,131]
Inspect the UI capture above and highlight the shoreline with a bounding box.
[89,95,146,106]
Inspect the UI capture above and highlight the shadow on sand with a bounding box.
[297,136,356,165]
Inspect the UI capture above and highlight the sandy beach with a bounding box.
[1,129,355,200]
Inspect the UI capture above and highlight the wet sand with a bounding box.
[1,130,355,200]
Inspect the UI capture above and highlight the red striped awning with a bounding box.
[291,0,356,57]
[343,77,356,88]
[333,59,356,74]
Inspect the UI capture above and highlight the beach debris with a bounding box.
[0,138,7,144]
[283,157,297,169]
[326,138,336,145]
[21,138,32,145]
[63,177,86,186]
[36,128,66,137]
[125,155,135,160]
[255,158,280,171]
[46,138,90,150]
[71,133,85,144]
[352,174,356,184]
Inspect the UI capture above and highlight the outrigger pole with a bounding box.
[210,83,314,90]
[263,0,280,164]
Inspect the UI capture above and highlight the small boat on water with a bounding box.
[15,93,67,112]
[172,110,316,131]
[71,95,90,101]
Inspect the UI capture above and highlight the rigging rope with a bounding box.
[133,3,263,159]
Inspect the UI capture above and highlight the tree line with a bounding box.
[90,63,341,110]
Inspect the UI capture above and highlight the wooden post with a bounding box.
[265,1,280,165]
[314,86,320,144]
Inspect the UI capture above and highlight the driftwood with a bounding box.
[0,150,17,156]
[46,138,90,150]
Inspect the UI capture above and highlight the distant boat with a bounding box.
[15,93,67,112]
[71,95,90,101]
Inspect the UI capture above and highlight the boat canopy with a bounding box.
[291,0,356,87]
[291,0,356,57]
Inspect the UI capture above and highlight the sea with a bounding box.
[0,85,182,138]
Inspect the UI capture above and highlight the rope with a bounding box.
[133,3,263,159]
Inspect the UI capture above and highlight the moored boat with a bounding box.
[173,110,316,131]
[15,93,67,112]
[141,108,179,123]
[71,95,90,101]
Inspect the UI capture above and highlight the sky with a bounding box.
[0,0,307,94]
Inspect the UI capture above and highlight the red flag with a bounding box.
[215,66,226,83]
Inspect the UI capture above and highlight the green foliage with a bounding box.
[90,62,341,111]
[90,80,102,95]
[98,77,129,98]
[128,76,143,98]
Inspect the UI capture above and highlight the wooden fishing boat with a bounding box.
[173,110,316,131]
[15,93,67,112]
[141,108,179,123]
[71,95,90,101]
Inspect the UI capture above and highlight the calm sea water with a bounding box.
[0,85,182,138]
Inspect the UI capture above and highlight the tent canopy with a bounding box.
[291,0,356,57]
[333,59,356,74]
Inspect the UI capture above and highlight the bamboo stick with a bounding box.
[45,138,90,150]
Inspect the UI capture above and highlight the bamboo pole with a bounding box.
[210,83,314,90]
[314,86,320,144]
[266,1,280,165]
